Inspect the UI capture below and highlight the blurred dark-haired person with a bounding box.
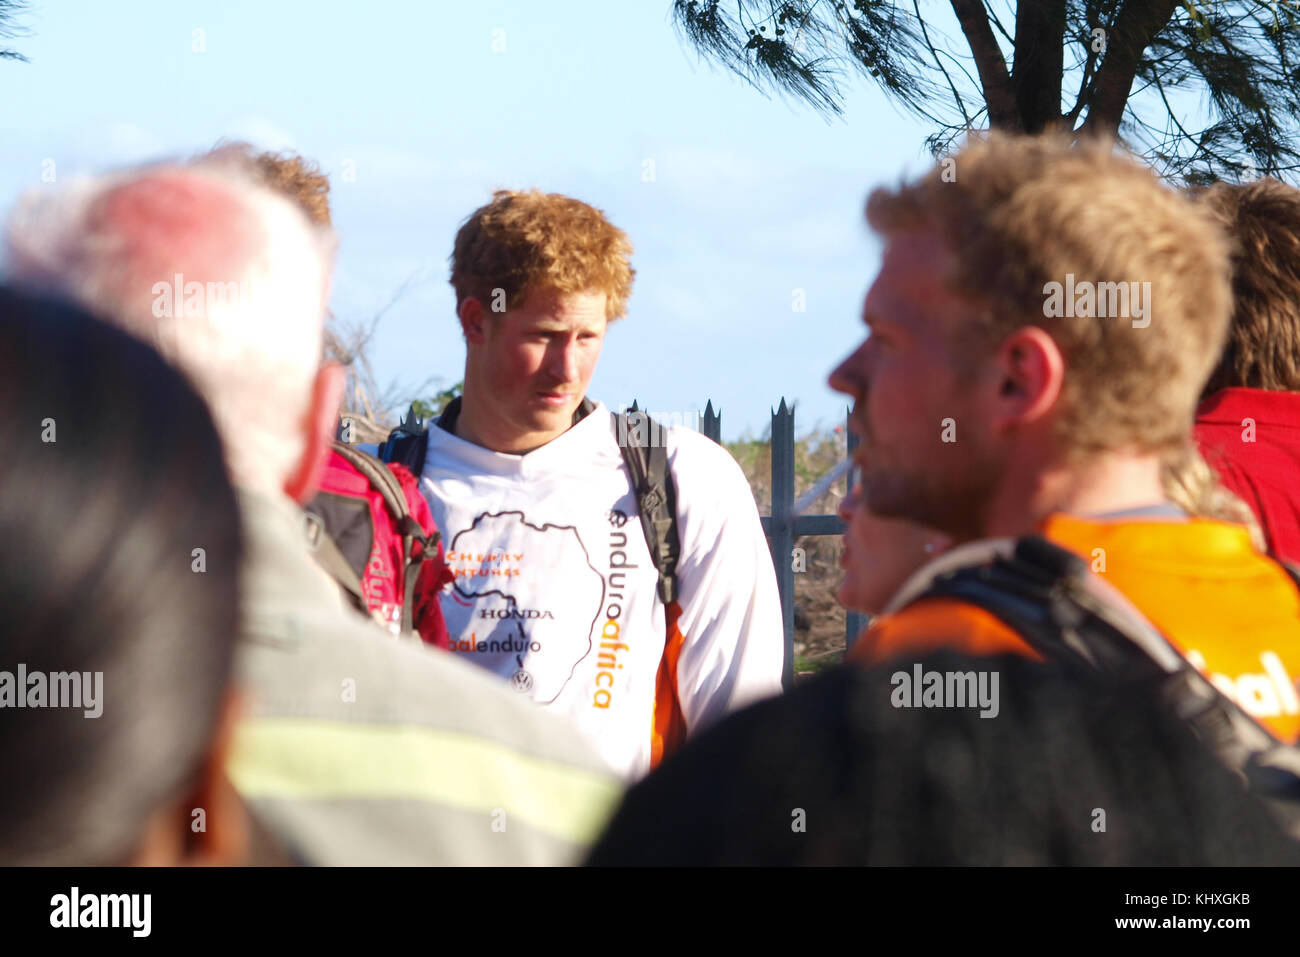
[1194,177,1300,566]
[4,164,620,865]
[587,654,1300,866]
[0,285,248,865]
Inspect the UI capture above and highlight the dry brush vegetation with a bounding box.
[726,427,852,672]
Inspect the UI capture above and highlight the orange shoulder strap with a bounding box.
[649,600,688,768]
[846,597,1039,666]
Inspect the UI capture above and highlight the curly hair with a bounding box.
[450,189,635,322]
[199,140,332,227]
[1195,178,1300,395]
[193,141,351,369]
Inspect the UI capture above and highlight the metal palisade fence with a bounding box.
[633,398,866,691]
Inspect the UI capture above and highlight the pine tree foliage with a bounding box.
[672,0,1300,182]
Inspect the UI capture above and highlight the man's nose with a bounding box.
[547,338,580,383]
[828,341,868,397]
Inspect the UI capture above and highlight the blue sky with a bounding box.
[0,1,943,440]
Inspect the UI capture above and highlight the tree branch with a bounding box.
[1066,36,1101,127]
[1080,0,1180,139]
[949,0,1018,127]
[1013,0,1066,133]
[915,0,972,126]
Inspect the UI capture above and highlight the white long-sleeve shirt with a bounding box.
[415,401,785,779]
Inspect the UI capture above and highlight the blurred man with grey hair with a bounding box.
[3,161,621,865]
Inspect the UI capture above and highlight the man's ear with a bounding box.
[991,326,1065,433]
[284,361,346,504]
[459,297,489,345]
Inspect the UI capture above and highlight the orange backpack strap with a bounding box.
[853,597,1037,665]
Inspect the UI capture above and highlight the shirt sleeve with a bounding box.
[667,430,786,735]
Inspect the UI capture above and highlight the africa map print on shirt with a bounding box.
[443,510,606,704]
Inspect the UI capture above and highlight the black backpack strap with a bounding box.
[394,513,436,635]
[905,535,1300,819]
[302,510,368,610]
[915,536,1178,678]
[614,408,680,605]
[333,441,410,523]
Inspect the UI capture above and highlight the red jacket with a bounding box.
[1195,387,1300,565]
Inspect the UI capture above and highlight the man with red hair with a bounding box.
[395,189,783,779]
